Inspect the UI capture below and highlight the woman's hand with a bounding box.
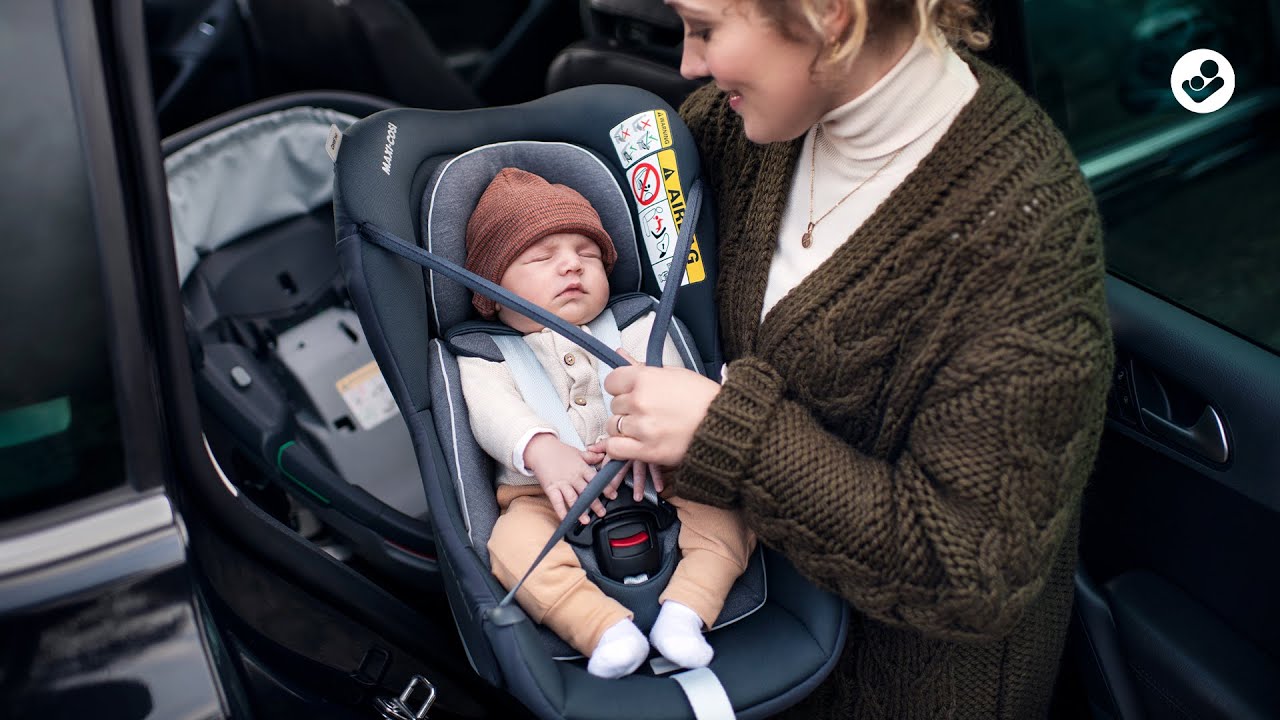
[592,457,667,502]
[602,350,721,466]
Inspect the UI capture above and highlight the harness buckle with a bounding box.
[565,486,677,581]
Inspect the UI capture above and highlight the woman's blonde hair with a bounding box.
[752,0,990,66]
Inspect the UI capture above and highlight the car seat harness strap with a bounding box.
[490,306,623,453]
[672,668,736,719]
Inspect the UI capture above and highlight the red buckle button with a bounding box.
[608,531,649,549]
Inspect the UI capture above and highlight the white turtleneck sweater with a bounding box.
[760,34,979,321]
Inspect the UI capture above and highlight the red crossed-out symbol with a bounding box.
[629,162,661,206]
[636,117,653,131]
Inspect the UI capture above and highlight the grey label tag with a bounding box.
[325,124,342,162]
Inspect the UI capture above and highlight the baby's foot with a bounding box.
[587,619,649,679]
[649,601,713,669]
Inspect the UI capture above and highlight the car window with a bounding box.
[0,1,127,521]
[1024,0,1280,354]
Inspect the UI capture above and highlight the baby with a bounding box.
[457,168,755,678]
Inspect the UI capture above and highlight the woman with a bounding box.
[599,0,1114,717]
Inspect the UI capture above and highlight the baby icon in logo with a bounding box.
[1170,49,1235,113]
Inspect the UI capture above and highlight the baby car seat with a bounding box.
[166,91,439,588]
[332,85,848,719]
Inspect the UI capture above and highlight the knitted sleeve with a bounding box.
[678,83,732,205]
[676,205,1114,642]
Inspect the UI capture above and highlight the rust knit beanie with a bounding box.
[464,167,617,319]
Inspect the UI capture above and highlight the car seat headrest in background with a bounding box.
[166,106,357,284]
[422,142,642,335]
[586,0,682,32]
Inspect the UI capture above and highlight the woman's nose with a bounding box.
[679,45,708,81]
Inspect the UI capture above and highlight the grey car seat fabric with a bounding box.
[332,85,848,719]
[169,92,439,588]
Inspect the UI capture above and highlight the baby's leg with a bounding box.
[488,487,633,657]
[659,496,758,628]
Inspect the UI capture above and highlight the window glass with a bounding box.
[1024,0,1280,353]
[0,1,127,520]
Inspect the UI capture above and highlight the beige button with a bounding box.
[573,396,587,406]
[564,353,576,366]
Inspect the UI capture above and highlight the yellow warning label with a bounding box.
[655,110,673,150]
[656,149,705,284]
[685,238,706,284]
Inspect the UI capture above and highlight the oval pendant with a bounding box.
[801,231,812,248]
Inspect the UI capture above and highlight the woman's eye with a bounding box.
[684,24,711,41]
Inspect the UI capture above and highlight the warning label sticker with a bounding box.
[609,109,672,168]
[608,111,702,289]
[629,159,663,207]
[335,361,400,430]
[654,149,705,285]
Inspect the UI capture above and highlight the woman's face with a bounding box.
[669,0,838,143]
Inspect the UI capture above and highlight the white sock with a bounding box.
[586,619,649,679]
[649,601,713,669]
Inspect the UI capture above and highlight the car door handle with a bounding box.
[1139,405,1229,464]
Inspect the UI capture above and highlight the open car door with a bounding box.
[1015,1,1280,717]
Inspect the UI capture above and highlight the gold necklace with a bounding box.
[801,125,906,248]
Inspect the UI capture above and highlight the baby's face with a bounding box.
[496,232,609,333]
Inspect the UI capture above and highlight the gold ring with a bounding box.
[615,415,625,436]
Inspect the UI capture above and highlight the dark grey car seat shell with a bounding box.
[332,85,848,719]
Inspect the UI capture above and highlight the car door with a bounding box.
[1015,1,1280,717]
[0,2,236,717]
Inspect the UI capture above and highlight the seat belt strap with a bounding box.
[646,181,702,367]
[672,668,736,720]
[585,307,622,415]
[490,334,587,451]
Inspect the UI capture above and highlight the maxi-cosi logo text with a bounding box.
[380,122,398,175]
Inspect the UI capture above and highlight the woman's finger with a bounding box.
[603,460,630,500]
[603,364,640,396]
[608,393,636,417]
[615,348,642,366]
[651,464,665,494]
[601,435,648,463]
[632,460,648,501]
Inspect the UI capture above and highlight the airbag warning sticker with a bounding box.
[336,361,399,430]
[609,111,704,290]
[610,110,672,168]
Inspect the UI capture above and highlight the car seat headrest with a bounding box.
[589,0,681,31]
[421,141,641,334]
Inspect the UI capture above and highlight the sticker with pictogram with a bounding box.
[654,149,705,284]
[629,160,662,207]
[639,201,691,291]
[608,109,673,168]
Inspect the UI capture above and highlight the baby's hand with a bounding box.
[524,434,608,524]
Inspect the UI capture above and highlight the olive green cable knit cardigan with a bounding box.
[676,53,1114,719]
